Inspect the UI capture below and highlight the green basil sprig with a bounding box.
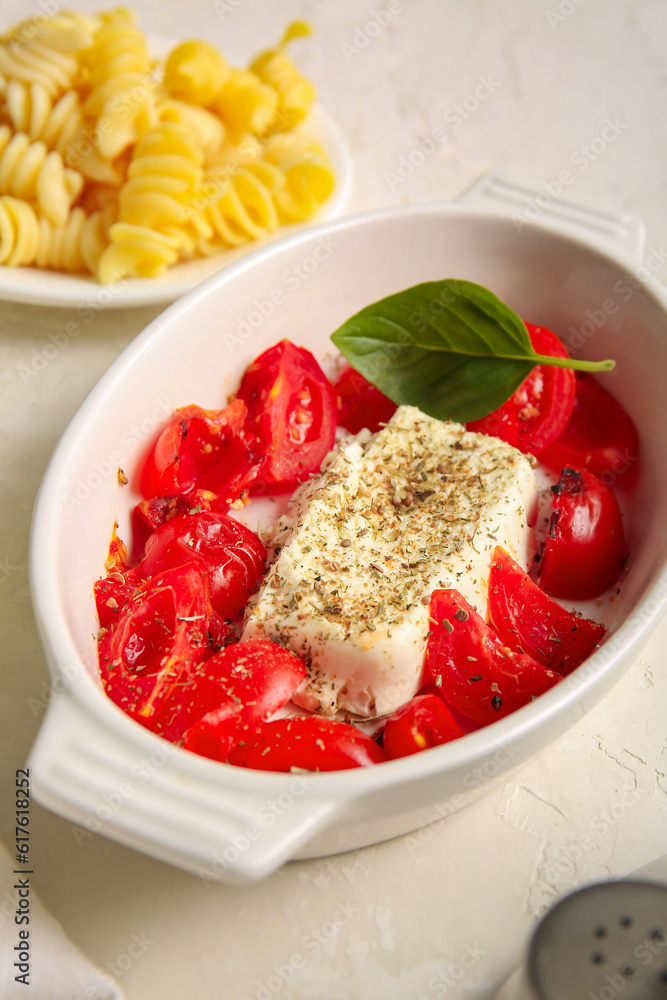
[330,279,614,423]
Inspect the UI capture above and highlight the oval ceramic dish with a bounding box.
[28,177,667,884]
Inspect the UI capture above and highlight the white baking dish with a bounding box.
[28,175,667,884]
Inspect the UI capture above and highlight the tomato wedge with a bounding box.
[540,467,625,600]
[226,716,386,771]
[183,639,307,761]
[98,563,225,739]
[423,590,560,724]
[488,547,606,675]
[138,509,266,619]
[140,399,257,502]
[512,323,576,453]
[539,373,640,485]
[236,339,337,491]
[381,693,464,759]
[333,364,397,434]
[466,397,519,448]
[468,322,575,455]
[95,569,141,630]
[131,489,232,563]
[94,526,140,629]
[133,490,214,535]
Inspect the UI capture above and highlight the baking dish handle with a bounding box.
[29,690,340,885]
[455,172,646,269]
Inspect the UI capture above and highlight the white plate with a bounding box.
[0,104,353,309]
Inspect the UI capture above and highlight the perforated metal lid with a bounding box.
[527,880,667,999]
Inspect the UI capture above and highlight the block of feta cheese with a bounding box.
[242,405,536,719]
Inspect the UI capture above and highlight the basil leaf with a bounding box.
[330,279,614,422]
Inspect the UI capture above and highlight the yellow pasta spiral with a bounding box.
[198,163,280,250]
[2,82,81,152]
[0,195,39,266]
[0,124,83,226]
[0,82,125,185]
[81,8,157,159]
[210,69,278,142]
[0,194,107,273]
[156,96,226,162]
[262,133,334,222]
[0,10,333,283]
[96,122,207,281]
[250,22,316,131]
[97,223,181,283]
[79,201,117,274]
[0,11,99,98]
[163,40,230,107]
[119,123,203,231]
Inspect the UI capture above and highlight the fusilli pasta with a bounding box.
[81,8,157,160]
[96,122,208,280]
[156,96,226,162]
[0,194,108,272]
[0,124,83,225]
[262,132,335,222]
[162,40,230,107]
[0,9,335,284]
[0,11,98,97]
[211,70,278,142]
[250,22,316,131]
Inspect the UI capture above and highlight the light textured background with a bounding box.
[0,1,666,997]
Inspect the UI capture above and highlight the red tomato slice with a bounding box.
[236,339,337,491]
[140,399,257,502]
[381,693,464,759]
[94,569,141,630]
[138,509,266,619]
[226,717,386,771]
[488,546,606,676]
[183,639,307,761]
[130,489,228,563]
[423,590,560,724]
[513,323,576,453]
[98,563,219,739]
[333,365,397,434]
[206,610,239,654]
[418,685,487,733]
[467,323,575,455]
[94,526,141,628]
[466,398,519,448]
[540,467,625,600]
[133,488,224,536]
[538,373,640,484]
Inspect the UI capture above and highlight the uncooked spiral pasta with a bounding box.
[0,8,335,284]
[0,124,83,226]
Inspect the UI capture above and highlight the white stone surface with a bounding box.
[0,1,665,998]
